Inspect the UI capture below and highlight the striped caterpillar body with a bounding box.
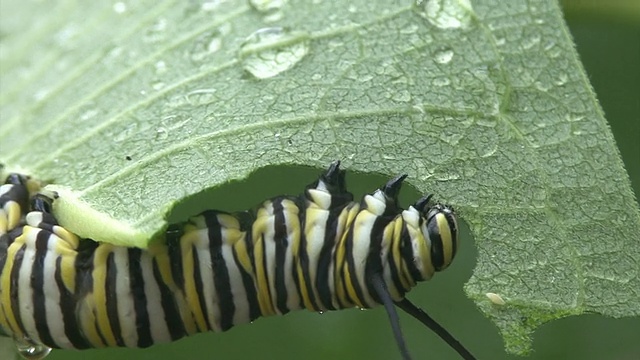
[0,161,474,359]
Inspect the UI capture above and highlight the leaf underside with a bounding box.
[1,0,638,355]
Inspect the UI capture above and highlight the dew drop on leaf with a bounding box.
[239,27,310,79]
[414,0,474,29]
[249,0,287,13]
[434,48,454,64]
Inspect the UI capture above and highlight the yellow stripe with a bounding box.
[252,209,275,316]
[5,202,21,231]
[0,209,8,235]
[391,219,412,291]
[382,223,402,299]
[78,294,105,347]
[180,232,208,332]
[436,214,454,267]
[92,244,118,346]
[0,236,24,338]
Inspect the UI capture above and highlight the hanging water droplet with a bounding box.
[239,27,310,79]
[414,0,474,29]
[14,336,52,360]
[434,48,454,64]
[318,310,325,315]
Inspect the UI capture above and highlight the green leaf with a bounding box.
[1,0,638,356]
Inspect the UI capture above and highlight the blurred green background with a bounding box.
[13,1,640,360]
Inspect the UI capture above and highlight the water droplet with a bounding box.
[415,0,474,29]
[432,76,450,86]
[239,27,310,79]
[249,0,287,22]
[144,18,168,43]
[318,310,325,315]
[185,88,217,105]
[522,35,541,50]
[156,127,169,140]
[434,48,454,64]
[249,0,288,13]
[201,0,223,12]
[400,23,419,34]
[14,336,52,360]
[391,90,411,102]
[190,31,222,62]
[534,81,550,92]
[113,2,127,14]
[152,81,165,90]
[155,60,167,74]
[80,109,98,121]
[555,73,568,86]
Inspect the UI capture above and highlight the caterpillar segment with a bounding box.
[0,162,473,360]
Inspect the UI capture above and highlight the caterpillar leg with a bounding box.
[0,174,31,236]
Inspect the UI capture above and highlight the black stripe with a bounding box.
[427,221,444,270]
[233,231,260,321]
[105,252,125,347]
[128,248,152,348]
[32,230,57,347]
[0,227,22,274]
[272,200,289,314]
[364,217,391,307]
[0,183,28,215]
[9,244,27,336]
[315,205,344,311]
[74,241,108,347]
[55,256,90,349]
[152,258,185,340]
[166,225,184,291]
[400,227,422,283]
[192,245,212,330]
[344,228,367,308]
[387,235,407,298]
[204,212,235,331]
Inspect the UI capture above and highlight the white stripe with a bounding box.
[18,229,39,343]
[195,230,221,332]
[283,210,300,311]
[140,252,170,343]
[305,207,329,308]
[351,211,376,306]
[43,234,71,348]
[113,247,138,347]
[221,244,249,325]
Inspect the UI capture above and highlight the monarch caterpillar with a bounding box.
[0,161,474,360]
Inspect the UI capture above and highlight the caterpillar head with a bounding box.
[422,202,458,272]
[402,196,459,282]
